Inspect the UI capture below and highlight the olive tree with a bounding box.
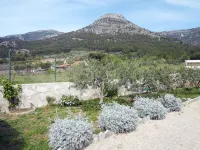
[70,56,120,103]
[178,68,200,88]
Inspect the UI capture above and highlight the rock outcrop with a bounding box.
[78,13,159,38]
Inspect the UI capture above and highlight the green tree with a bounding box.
[40,61,51,71]
[71,56,120,103]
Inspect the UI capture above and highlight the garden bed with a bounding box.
[0,94,199,149]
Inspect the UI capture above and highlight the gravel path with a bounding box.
[86,100,200,150]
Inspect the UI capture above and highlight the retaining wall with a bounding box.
[0,82,101,112]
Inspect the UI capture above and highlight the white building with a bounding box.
[185,60,200,69]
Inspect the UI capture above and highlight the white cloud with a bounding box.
[164,0,200,8]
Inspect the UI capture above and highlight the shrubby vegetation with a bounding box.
[157,94,182,112]
[49,115,93,150]
[134,97,167,120]
[60,95,80,107]
[0,79,21,109]
[46,96,56,106]
[98,103,139,133]
[70,55,121,103]
[7,32,200,61]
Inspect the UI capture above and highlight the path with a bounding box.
[86,100,200,150]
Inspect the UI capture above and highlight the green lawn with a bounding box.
[0,72,71,84]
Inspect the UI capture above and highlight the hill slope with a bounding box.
[3,30,63,41]
[159,27,200,46]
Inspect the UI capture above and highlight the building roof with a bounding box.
[56,64,71,68]
[185,60,200,63]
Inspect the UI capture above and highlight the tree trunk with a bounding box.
[100,81,104,104]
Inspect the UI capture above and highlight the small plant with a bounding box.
[158,94,182,112]
[49,116,93,150]
[46,96,56,106]
[60,95,80,107]
[134,97,167,120]
[98,103,139,133]
[104,84,118,98]
[0,79,21,109]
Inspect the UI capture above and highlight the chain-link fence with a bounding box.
[0,58,73,84]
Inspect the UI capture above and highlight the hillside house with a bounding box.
[185,60,200,69]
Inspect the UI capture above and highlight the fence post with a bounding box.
[8,49,11,82]
[54,57,56,82]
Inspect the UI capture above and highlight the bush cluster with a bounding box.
[134,97,167,120]
[49,117,93,150]
[98,103,139,133]
[48,94,183,149]
[60,95,80,107]
[1,79,22,109]
[46,96,56,106]
[158,94,182,112]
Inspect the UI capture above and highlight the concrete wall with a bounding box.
[0,87,9,113]
[0,82,101,112]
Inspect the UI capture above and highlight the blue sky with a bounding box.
[1,0,200,36]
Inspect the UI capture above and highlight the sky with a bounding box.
[1,0,200,36]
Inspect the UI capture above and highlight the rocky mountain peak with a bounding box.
[99,13,126,21]
[77,13,159,38]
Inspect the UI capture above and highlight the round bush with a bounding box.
[98,103,139,133]
[60,95,80,107]
[158,94,182,112]
[49,117,93,150]
[134,97,167,120]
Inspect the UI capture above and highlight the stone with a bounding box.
[104,130,114,138]
[140,116,150,124]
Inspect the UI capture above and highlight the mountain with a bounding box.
[159,27,200,46]
[0,13,199,60]
[3,30,64,41]
[78,13,158,38]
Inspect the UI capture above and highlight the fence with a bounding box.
[0,52,69,84]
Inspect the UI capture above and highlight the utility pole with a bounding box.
[54,57,56,82]
[8,49,11,82]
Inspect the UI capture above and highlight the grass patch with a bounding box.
[0,106,81,150]
[170,88,200,100]
[129,88,200,101]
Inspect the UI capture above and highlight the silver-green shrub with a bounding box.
[158,94,182,112]
[49,116,93,150]
[134,97,167,120]
[98,103,139,133]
